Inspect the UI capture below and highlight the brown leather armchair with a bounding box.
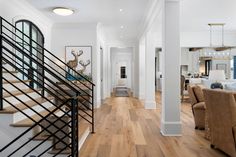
[187,85,206,130]
[203,89,236,157]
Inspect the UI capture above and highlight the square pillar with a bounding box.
[145,32,157,109]
[161,0,182,136]
[139,39,146,100]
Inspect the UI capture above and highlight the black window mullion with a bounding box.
[15,20,44,87]
[22,21,25,80]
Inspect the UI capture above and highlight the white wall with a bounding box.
[181,31,236,47]
[51,23,103,107]
[0,0,53,50]
[96,23,105,105]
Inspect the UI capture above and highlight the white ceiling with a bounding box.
[25,0,152,42]
[25,0,236,42]
[180,0,236,32]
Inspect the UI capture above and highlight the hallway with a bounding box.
[80,94,226,157]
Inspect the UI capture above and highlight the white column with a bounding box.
[161,0,182,136]
[139,39,145,100]
[145,32,157,109]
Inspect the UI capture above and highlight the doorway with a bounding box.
[110,47,133,95]
[116,62,128,87]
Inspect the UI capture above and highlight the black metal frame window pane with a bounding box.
[15,20,44,88]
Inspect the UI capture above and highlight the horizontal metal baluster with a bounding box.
[2,38,80,94]
[78,106,92,118]
[2,53,69,101]
[2,89,72,156]
[78,113,92,124]
[2,65,69,116]
[2,27,93,91]
[0,95,71,153]
[23,119,72,157]
[38,132,72,157]
[2,45,75,98]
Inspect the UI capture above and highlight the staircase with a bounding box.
[0,16,95,157]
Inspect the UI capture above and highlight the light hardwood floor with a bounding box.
[80,93,227,157]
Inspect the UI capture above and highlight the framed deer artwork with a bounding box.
[65,46,92,81]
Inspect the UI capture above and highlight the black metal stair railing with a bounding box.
[1,17,95,133]
[0,16,95,156]
[0,33,79,157]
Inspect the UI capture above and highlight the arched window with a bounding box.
[15,20,44,87]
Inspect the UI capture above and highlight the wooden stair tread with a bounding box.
[79,121,90,138]
[48,149,71,154]
[10,106,57,127]
[31,135,53,141]
[3,79,31,84]
[3,70,18,73]
[0,96,54,114]
[3,88,41,98]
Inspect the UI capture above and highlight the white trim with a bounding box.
[139,94,145,100]
[138,0,162,39]
[160,120,182,136]
[144,100,157,109]
[95,99,101,108]
[78,127,90,150]
[166,0,180,2]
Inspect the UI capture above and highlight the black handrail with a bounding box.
[2,42,92,106]
[2,34,93,106]
[2,36,81,95]
[1,95,72,153]
[1,17,95,86]
[2,48,71,101]
[2,54,68,101]
[0,16,94,157]
[2,33,95,122]
[2,28,92,91]
[0,17,3,110]
[2,17,94,114]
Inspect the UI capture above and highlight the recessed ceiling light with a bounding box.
[53,7,74,16]
[119,9,123,12]
[120,25,124,29]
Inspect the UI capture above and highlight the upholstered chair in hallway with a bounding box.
[187,85,206,129]
[203,89,236,157]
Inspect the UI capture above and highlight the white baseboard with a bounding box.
[144,100,157,109]
[160,120,182,136]
[79,127,90,150]
[139,94,145,100]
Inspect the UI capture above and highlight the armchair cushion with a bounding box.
[193,86,204,102]
[193,102,205,110]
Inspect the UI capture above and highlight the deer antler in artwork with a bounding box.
[66,50,84,70]
[78,60,91,74]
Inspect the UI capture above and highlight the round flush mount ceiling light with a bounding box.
[53,7,74,16]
